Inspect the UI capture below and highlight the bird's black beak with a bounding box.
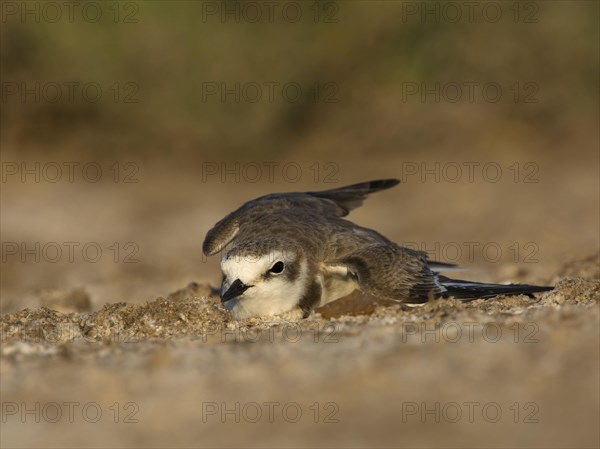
[221,279,252,303]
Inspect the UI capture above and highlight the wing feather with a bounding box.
[202,179,400,256]
[202,217,239,256]
[326,243,444,304]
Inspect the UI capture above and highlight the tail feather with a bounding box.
[438,275,553,300]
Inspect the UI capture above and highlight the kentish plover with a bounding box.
[203,179,553,319]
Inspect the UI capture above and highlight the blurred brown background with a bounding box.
[1,1,598,448]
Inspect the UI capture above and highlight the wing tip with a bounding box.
[367,178,400,191]
[202,238,216,256]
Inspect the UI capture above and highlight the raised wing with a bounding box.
[307,179,400,216]
[202,179,400,256]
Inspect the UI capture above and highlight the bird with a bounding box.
[202,179,553,319]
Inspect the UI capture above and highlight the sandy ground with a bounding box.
[1,252,598,448]
[1,154,599,448]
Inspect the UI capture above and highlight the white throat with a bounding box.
[220,251,309,319]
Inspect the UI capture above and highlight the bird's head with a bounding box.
[220,239,308,319]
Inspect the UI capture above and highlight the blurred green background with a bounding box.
[2,1,597,162]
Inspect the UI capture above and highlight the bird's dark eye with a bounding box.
[269,261,285,274]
